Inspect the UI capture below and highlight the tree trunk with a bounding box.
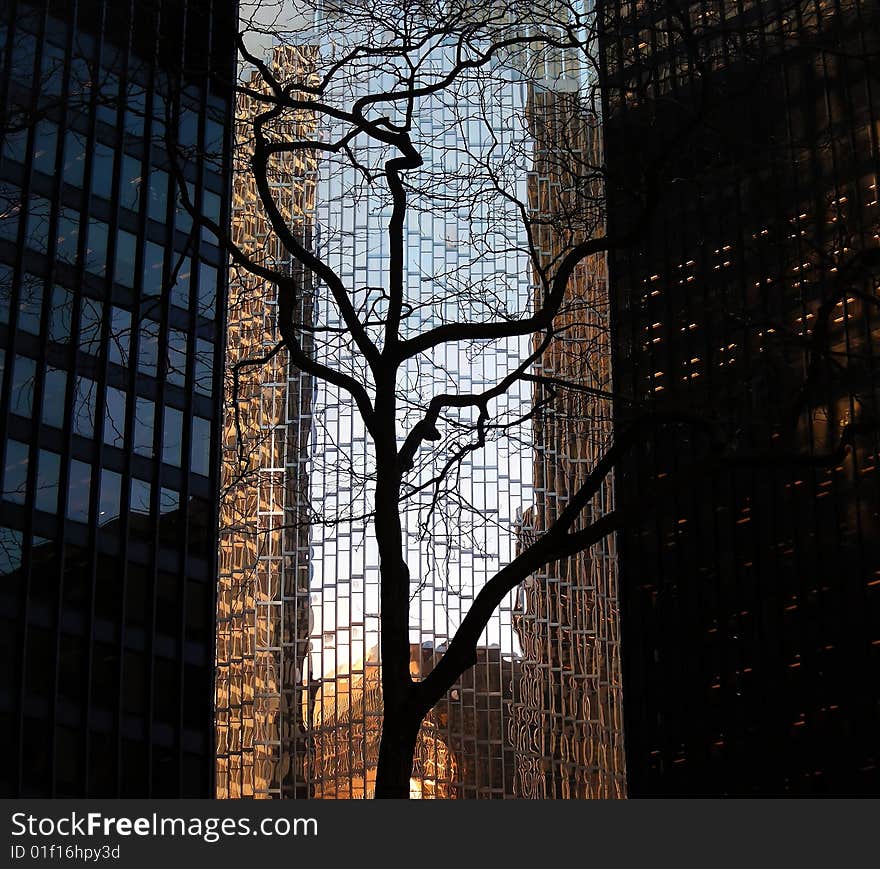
[374,700,423,798]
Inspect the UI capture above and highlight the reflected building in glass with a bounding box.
[0,0,235,796]
[217,18,626,800]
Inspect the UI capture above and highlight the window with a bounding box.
[32,120,58,175]
[73,376,97,438]
[108,307,131,367]
[17,273,43,333]
[130,477,151,515]
[103,387,127,448]
[174,181,195,235]
[159,489,180,548]
[80,297,106,357]
[86,219,109,275]
[66,460,91,522]
[142,241,164,297]
[198,261,217,319]
[35,450,60,513]
[42,367,67,428]
[0,263,11,323]
[114,229,137,287]
[2,440,29,504]
[166,329,187,387]
[0,526,24,575]
[49,285,74,343]
[162,406,183,467]
[190,416,211,477]
[10,354,37,417]
[63,130,87,188]
[25,195,50,254]
[56,207,80,264]
[91,142,115,199]
[147,169,168,223]
[113,123,136,174]
[194,339,213,396]
[98,468,122,526]
[137,319,160,377]
[133,397,154,457]
[170,256,191,310]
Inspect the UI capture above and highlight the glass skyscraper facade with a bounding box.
[0,0,236,796]
[218,15,626,800]
[600,0,880,793]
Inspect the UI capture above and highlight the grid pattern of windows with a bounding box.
[599,0,880,794]
[0,0,235,796]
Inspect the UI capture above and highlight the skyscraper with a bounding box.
[0,0,236,796]
[599,0,880,793]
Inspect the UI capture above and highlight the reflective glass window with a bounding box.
[98,468,122,526]
[2,440,29,504]
[49,285,74,343]
[130,477,152,515]
[133,397,155,457]
[162,406,183,467]
[190,416,211,477]
[198,261,217,319]
[10,354,36,417]
[79,296,103,355]
[86,219,109,275]
[42,367,67,428]
[103,386,127,448]
[17,273,43,334]
[120,154,142,212]
[137,319,160,377]
[73,375,97,438]
[166,328,187,387]
[32,120,58,174]
[147,169,168,223]
[194,339,213,397]
[92,142,115,199]
[35,449,60,513]
[66,460,91,522]
[0,526,23,574]
[114,229,137,287]
[143,241,164,297]
[108,307,131,367]
[63,130,87,188]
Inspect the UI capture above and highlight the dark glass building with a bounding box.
[600,0,880,793]
[0,0,236,796]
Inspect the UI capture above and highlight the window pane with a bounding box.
[0,526,24,575]
[49,285,74,343]
[35,450,60,513]
[79,296,104,355]
[162,406,183,467]
[147,169,168,223]
[138,319,160,377]
[92,142,115,199]
[0,185,21,242]
[194,339,213,396]
[0,263,11,323]
[73,376,97,438]
[170,256,191,310]
[42,367,67,428]
[32,120,58,174]
[130,477,151,515]
[142,241,164,297]
[114,229,137,287]
[190,416,211,477]
[63,130,87,188]
[86,219,108,276]
[11,355,36,417]
[133,397,154,457]
[108,307,131,367]
[198,261,217,319]
[3,440,29,504]
[17,273,43,334]
[166,329,187,387]
[25,195,50,254]
[66,460,91,522]
[103,387,127,448]
[98,468,122,526]
[56,207,80,264]
[120,155,141,212]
